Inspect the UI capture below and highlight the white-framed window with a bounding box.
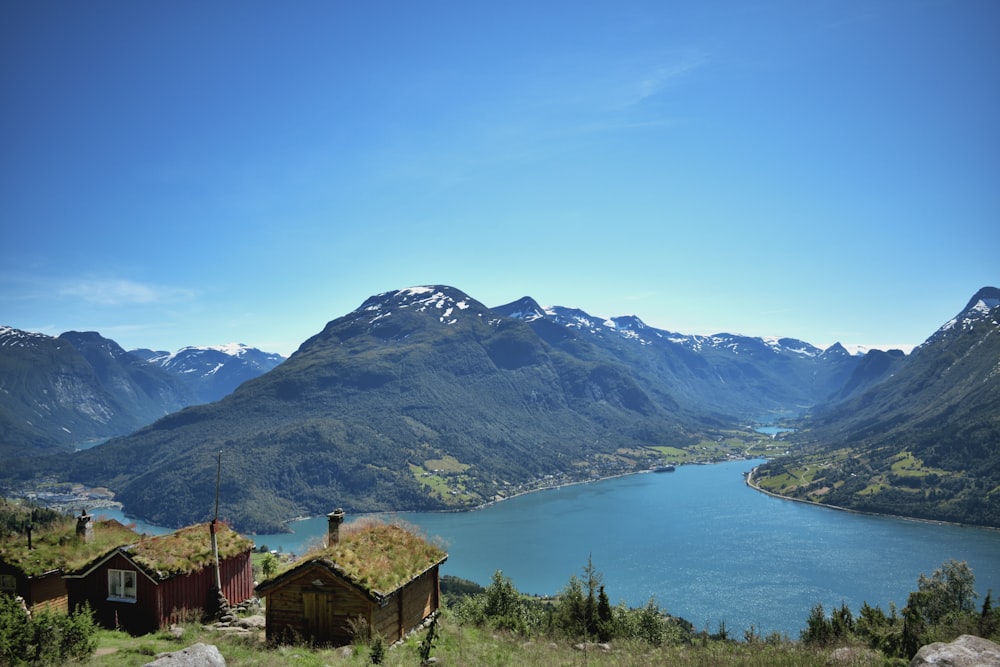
[0,573,16,592]
[107,569,137,602]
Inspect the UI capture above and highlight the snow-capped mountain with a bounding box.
[131,343,285,403]
[0,325,57,350]
[496,297,834,358]
[927,286,1000,343]
[757,286,1000,528]
[0,327,194,453]
[494,295,859,415]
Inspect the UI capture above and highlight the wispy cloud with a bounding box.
[366,49,711,195]
[625,52,711,108]
[59,278,197,306]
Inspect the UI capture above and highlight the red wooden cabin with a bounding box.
[65,522,253,634]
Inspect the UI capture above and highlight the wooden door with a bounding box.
[302,590,337,643]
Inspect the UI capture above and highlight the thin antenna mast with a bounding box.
[211,450,223,592]
[214,450,222,523]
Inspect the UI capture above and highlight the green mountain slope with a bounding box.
[52,287,703,532]
[754,287,1000,527]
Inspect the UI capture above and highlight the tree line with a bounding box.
[443,557,1000,662]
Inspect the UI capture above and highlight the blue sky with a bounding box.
[2,1,997,357]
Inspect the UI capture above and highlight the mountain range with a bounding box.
[753,286,1000,527]
[2,285,996,533]
[130,344,285,404]
[0,329,283,455]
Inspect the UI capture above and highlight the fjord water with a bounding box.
[101,459,1000,637]
[395,460,1000,637]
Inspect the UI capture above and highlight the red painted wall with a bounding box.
[67,548,253,635]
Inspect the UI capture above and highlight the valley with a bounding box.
[1,285,997,534]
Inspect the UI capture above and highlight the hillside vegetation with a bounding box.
[3,285,998,532]
[30,288,713,532]
[4,557,997,666]
[753,287,1000,528]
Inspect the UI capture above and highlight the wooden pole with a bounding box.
[211,450,222,592]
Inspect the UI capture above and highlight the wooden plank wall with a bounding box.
[155,550,253,626]
[67,552,160,634]
[29,572,68,614]
[264,565,372,645]
[373,568,439,642]
[263,564,442,646]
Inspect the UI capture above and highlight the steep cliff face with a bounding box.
[0,327,194,453]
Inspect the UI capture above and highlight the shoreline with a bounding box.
[744,465,999,532]
[294,458,754,527]
[380,456,760,518]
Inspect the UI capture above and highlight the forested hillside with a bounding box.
[754,287,1000,527]
[44,287,703,532]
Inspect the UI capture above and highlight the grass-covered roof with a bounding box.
[260,519,447,599]
[124,522,253,579]
[0,515,141,577]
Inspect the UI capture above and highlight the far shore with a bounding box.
[744,465,999,533]
[287,456,762,533]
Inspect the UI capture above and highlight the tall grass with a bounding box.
[80,612,887,667]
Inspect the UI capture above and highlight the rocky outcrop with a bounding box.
[910,634,1000,666]
[143,642,225,667]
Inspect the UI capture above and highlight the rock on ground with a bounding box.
[143,642,226,667]
[910,634,1000,667]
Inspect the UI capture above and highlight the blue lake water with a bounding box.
[96,459,1000,637]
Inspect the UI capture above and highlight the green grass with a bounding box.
[423,454,470,473]
[0,516,141,577]
[263,518,446,596]
[80,613,887,667]
[649,446,688,459]
[127,523,252,577]
[409,463,481,505]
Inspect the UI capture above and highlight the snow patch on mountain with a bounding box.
[363,286,477,326]
[0,326,55,349]
[940,296,1000,334]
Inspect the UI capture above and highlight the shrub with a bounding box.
[0,597,97,666]
[452,570,542,636]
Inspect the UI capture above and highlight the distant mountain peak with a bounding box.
[359,285,486,325]
[0,325,54,349]
[937,286,1000,336]
[820,342,850,358]
[961,286,1000,317]
[609,315,649,331]
[493,296,546,322]
[131,342,285,403]
[59,330,132,360]
[164,342,255,362]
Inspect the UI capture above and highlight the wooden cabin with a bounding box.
[256,510,447,646]
[0,511,139,614]
[65,521,254,634]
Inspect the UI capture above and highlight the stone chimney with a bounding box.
[327,508,345,547]
[76,509,93,543]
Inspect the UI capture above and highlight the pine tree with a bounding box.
[597,585,613,641]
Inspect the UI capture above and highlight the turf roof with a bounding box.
[124,522,253,579]
[260,520,447,598]
[0,517,141,577]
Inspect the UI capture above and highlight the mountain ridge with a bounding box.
[19,284,868,532]
[130,343,285,403]
[5,284,996,532]
[0,327,195,455]
[754,286,1000,527]
[0,327,284,454]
